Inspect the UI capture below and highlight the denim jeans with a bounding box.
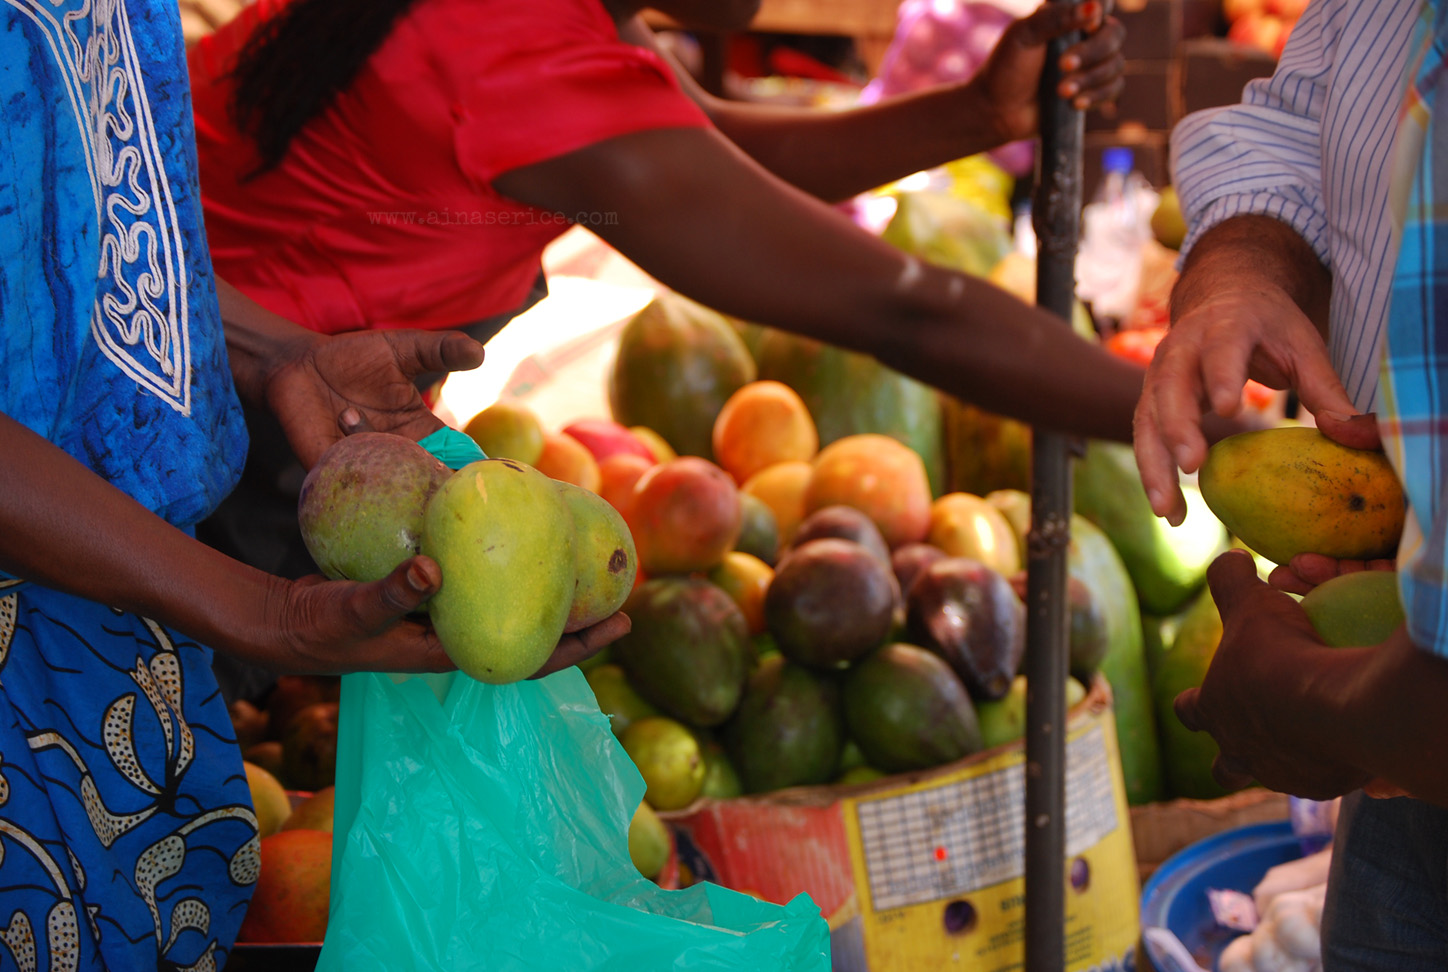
[1321,790,1448,970]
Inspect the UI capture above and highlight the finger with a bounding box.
[340,407,375,435]
[1198,340,1254,419]
[389,330,487,382]
[1060,56,1124,107]
[1313,410,1382,452]
[1363,778,1412,799]
[1147,344,1214,476]
[1060,13,1121,71]
[1205,547,1264,605]
[1133,401,1189,524]
[1286,552,1367,589]
[529,613,633,679]
[1073,75,1123,112]
[356,557,443,630]
[1267,563,1316,596]
[1173,687,1203,732]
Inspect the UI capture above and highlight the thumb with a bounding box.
[1313,410,1383,452]
[357,556,442,629]
[1205,547,1264,606]
[392,330,487,382]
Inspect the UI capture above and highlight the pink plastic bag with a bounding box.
[861,0,1040,175]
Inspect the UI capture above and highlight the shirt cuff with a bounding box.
[1178,192,1333,271]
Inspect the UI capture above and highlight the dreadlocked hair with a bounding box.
[228,0,423,174]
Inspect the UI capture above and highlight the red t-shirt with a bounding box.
[189,0,707,333]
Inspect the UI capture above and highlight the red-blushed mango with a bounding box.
[1199,427,1405,566]
[562,417,657,464]
[805,434,932,549]
[626,457,741,575]
[463,399,545,465]
[741,460,812,545]
[596,453,654,519]
[534,431,602,493]
[297,432,451,582]
[422,459,577,683]
[237,829,332,943]
[711,380,819,484]
[554,479,637,632]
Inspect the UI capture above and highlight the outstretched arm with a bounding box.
[495,125,1143,441]
[623,2,1123,202]
[1174,550,1448,807]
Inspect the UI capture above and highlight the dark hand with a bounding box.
[261,555,455,674]
[1173,549,1372,799]
[266,330,485,467]
[980,1,1125,142]
[529,612,632,679]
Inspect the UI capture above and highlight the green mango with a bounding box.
[422,459,576,684]
[1300,570,1405,647]
[1152,588,1230,800]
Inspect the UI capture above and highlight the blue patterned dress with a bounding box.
[0,0,256,966]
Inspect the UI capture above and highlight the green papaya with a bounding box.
[1073,440,1230,616]
[753,328,946,495]
[1152,588,1230,801]
[985,490,1164,804]
[608,292,757,461]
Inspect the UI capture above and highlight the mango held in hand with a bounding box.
[553,479,637,632]
[422,459,577,683]
[298,432,452,581]
[1198,427,1405,566]
[1300,570,1405,647]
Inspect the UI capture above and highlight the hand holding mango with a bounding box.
[299,433,637,682]
[1198,426,1405,567]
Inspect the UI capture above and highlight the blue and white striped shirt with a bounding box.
[1171,0,1419,413]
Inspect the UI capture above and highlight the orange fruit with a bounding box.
[740,460,812,545]
[707,551,774,635]
[711,381,819,484]
[533,431,601,493]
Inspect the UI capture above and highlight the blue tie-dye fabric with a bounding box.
[0,0,259,967]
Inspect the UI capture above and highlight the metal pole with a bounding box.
[1025,6,1083,971]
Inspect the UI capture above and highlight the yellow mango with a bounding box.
[1198,427,1404,566]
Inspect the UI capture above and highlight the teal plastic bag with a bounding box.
[317,668,830,970]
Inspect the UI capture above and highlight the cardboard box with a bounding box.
[1129,789,1291,884]
[663,677,1141,972]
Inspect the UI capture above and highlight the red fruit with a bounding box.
[626,457,742,575]
[562,418,657,464]
[236,829,332,944]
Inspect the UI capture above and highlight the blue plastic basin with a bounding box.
[1139,820,1302,972]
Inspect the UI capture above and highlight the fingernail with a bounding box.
[341,408,362,428]
[1147,488,1164,512]
[1081,1,1101,17]
[407,562,431,592]
[1319,410,1355,423]
[1061,55,1080,71]
[1173,445,1194,469]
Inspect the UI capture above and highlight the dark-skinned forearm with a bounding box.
[1172,215,1332,337]
[0,413,284,658]
[1325,630,1448,807]
[217,277,323,409]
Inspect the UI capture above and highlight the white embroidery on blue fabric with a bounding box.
[5,0,192,415]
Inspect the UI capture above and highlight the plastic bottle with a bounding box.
[1076,147,1157,325]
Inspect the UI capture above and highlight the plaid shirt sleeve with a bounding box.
[1381,0,1448,658]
